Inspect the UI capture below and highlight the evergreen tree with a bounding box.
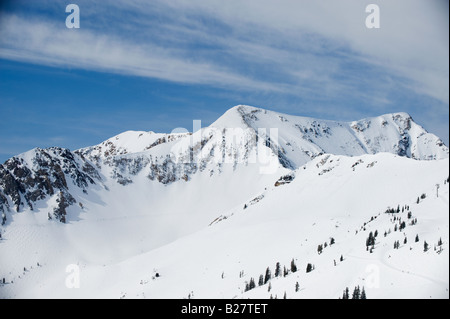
[268,282,272,292]
[306,263,313,273]
[352,286,361,299]
[374,230,378,238]
[275,262,281,277]
[399,221,406,231]
[317,244,323,255]
[438,238,443,246]
[295,282,300,292]
[258,275,264,287]
[408,212,412,219]
[404,237,407,244]
[249,277,256,290]
[366,232,375,249]
[415,234,420,243]
[342,287,350,300]
[330,237,335,246]
[283,292,287,299]
[394,241,400,249]
[424,241,429,252]
[283,266,289,277]
[340,255,344,262]
[264,267,271,284]
[361,287,367,300]
[290,259,297,273]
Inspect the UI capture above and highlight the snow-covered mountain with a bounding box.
[0,106,448,299]
[0,105,447,223]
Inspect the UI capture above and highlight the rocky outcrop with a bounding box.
[0,148,100,224]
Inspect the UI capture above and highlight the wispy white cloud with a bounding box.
[0,15,285,93]
[163,0,449,104]
[2,0,448,104]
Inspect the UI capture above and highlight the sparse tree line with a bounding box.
[381,197,445,254]
[341,286,367,299]
[239,178,449,297]
[347,187,448,258]
[356,215,380,234]
[241,236,345,296]
[317,237,335,255]
[242,257,319,296]
[416,193,427,204]
[242,237,338,294]
[385,204,410,215]
[244,259,303,293]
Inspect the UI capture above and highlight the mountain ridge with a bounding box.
[0,106,448,225]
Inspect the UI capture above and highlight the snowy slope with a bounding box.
[0,153,447,299]
[0,106,448,299]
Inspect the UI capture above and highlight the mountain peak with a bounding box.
[210,105,263,129]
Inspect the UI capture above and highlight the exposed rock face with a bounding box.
[0,148,99,223]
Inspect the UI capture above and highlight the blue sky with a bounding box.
[0,0,448,163]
